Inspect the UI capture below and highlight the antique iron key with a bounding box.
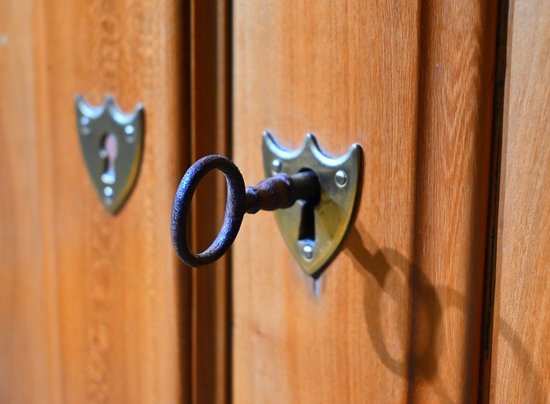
[171,133,363,276]
[171,154,320,266]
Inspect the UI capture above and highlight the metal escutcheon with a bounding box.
[263,132,363,276]
[170,132,362,277]
[75,95,145,214]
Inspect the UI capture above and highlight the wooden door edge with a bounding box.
[477,0,512,401]
[190,0,232,402]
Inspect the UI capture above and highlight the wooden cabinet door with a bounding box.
[0,1,189,402]
[232,1,498,402]
[2,1,548,403]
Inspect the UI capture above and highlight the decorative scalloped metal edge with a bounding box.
[262,132,363,277]
[75,94,145,214]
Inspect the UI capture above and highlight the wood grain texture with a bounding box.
[232,1,497,402]
[0,1,58,402]
[0,0,189,402]
[490,0,550,401]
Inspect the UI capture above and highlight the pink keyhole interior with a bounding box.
[100,133,119,185]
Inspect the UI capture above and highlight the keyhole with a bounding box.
[298,201,316,242]
[297,168,320,252]
[100,133,118,185]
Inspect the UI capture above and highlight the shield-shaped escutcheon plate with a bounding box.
[75,95,144,214]
[262,132,363,277]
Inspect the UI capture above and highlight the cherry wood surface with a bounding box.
[6,0,548,402]
[490,0,550,401]
[0,2,55,402]
[0,0,189,402]
[232,1,498,402]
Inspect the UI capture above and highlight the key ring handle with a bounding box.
[171,154,247,266]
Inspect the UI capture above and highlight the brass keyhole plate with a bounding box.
[75,95,144,214]
[262,132,363,277]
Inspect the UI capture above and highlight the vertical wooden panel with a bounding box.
[233,1,497,402]
[190,0,231,403]
[0,0,189,402]
[0,1,60,402]
[490,0,550,401]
